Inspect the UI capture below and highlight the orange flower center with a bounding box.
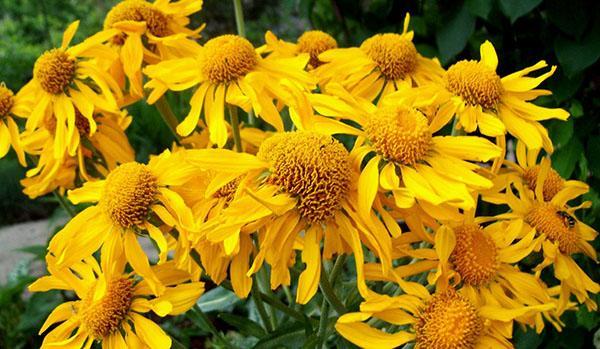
[526,202,580,254]
[360,33,417,80]
[44,109,91,137]
[104,0,171,44]
[415,290,483,349]
[80,277,134,339]
[0,83,14,118]
[257,131,351,223]
[364,105,432,165]
[445,60,503,109]
[34,49,76,95]
[522,166,564,201]
[450,224,499,286]
[100,162,159,228]
[213,177,241,203]
[201,35,259,84]
[297,30,337,68]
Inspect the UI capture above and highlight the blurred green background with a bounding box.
[0,0,598,348]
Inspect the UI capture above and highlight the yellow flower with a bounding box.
[388,41,569,152]
[314,13,444,102]
[20,109,135,198]
[484,157,599,312]
[259,30,338,68]
[47,150,198,295]
[0,82,30,166]
[102,0,204,99]
[30,249,203,349]
[19,21,123,160]
[303,84,501,221]
[144,34,316,146]
[185,131,395,303]
[336,285,552,349]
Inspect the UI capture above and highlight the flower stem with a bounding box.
[53,190,75,218]
[329,254,347,284]
[155,95,181,143]
[319,261,347,315]
[232,0,246,38]
[252,279,275,332]
[317,297,330,346]
[189,305,233,348]
[228,104,243,152]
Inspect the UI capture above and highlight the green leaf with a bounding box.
[576,305,600,331]
[547,119,574,149]
[514,326,543,349]
[218,313,266,338]
[554,21,600,77]
[587,138,600,178]
[569,100,584,118]
[499,0,543,23]
[196,286,240,313]
[15,245,46,260]
[552,137,584,178]
[436,4,475,64]
[546,0,590,38]
[253,323,308,349]
[466,0,493,19]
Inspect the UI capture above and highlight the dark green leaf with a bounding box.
[466,0,493,19]
[436,4,475,64]
[218,313,266,338]
[547,119,574,149]
[576,306,600,331]
[552,137,583,178]
[514,327,544,349]
[499,0,543,23]
[554,22,600,77]
[546,0,590,38]
[569,100,584,118]
[196,286,240,313]
[587,138,600,178]
[253,323,307,349]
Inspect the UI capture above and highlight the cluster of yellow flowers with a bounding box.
[0,1,596,348]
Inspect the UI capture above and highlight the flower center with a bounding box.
[214,177,240,203]
[81,277,134,339]
[104,0,171,44]
[100,162,159,228]
[523,166,564,201]
[364,105,432,166]
[526,202,580,254]
[44,109,91,136]
[445,60,503,109]
[450,224,498,286]
[415,290,483,349]
[201,35,259,84]
[34,49,76,95]
[0,83,14,118]
[257,131,351,223]
[297,30,337,68]
[360,33,417,80]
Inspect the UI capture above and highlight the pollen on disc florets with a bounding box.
[360,33,418,80]
[80,277,134,339]
[34,49,76,95]
[101,162,159,228]
[364,105,432,166]
[0,83,14,118]
[526,202,580,255]
[523,166,564,201]
[257,131,351,223]
[450,224,499,287]
[415,289,483,349]
[201,35,259,84]
[104,0,171,44]
[44,109,92,137]
[446,60,503,109]
[214,177,241,203]
[297,30,337,68]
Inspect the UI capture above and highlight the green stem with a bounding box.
[282,285,294,306]
[329,254,347,284]
[228,105,243,152]
[252,280,274,332]
[155,95,181,143]
[189,305,232,348]
[232,0,246,37]
[319,262,347,315]
[259,292,310,324]
[53,190,75,218]
[316,297,330,347]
